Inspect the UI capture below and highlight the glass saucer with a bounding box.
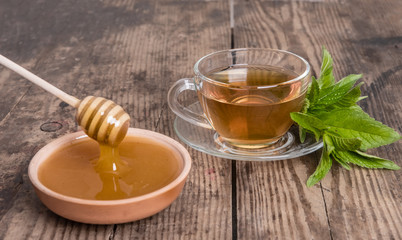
[173,102,323,161]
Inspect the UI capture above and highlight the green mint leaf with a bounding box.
[307,76,320,106]
[332,153,351,170]
[329,82,365,109]
[355,151,400,170]
[293,47,401,187]
[315,74,362,107]
[335,150,400,170]
[357,96,368,102]
[324,132,362,151]
[317,47,335,89]
[307,142,333,187]
[323,133,336,154]
[299,126,307,143]
[316,107,401,150]
[290,112,327,141]
[300,98,310,114]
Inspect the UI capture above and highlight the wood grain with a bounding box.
[233,0,402,239]
[0,0,401,239]
[315,0,402,239]
[233,1,331,238]
[0,0,232,239]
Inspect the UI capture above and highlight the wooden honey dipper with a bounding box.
[0,54,130,147]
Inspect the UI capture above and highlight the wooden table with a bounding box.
[0,0,401,239]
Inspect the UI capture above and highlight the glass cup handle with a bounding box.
[167,78,212,129]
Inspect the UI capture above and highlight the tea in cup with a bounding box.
[168,48,311,153]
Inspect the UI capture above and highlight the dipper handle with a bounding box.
[0,54,80,107]
[0,54,130,146]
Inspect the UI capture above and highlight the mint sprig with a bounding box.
[291,47,401,187]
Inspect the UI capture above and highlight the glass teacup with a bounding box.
[168,48,311,154]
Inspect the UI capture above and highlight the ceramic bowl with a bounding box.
[28,128,191,224]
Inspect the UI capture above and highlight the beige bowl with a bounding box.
[28,128,191,224]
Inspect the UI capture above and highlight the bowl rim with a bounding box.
[28,128,192,206]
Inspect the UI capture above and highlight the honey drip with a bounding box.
[94,144,131,200]
[78,100,134,200]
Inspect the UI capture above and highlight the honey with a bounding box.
[38,135,181,200]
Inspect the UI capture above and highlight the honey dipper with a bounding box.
[0,54,130,146]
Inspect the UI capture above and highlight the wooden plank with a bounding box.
[311,0,402,239]
[233,0,402,239]
[107,0,233,238]
[232,1,331,238]
[0,0,232,239]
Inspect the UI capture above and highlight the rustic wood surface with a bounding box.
[0,0,401,239]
